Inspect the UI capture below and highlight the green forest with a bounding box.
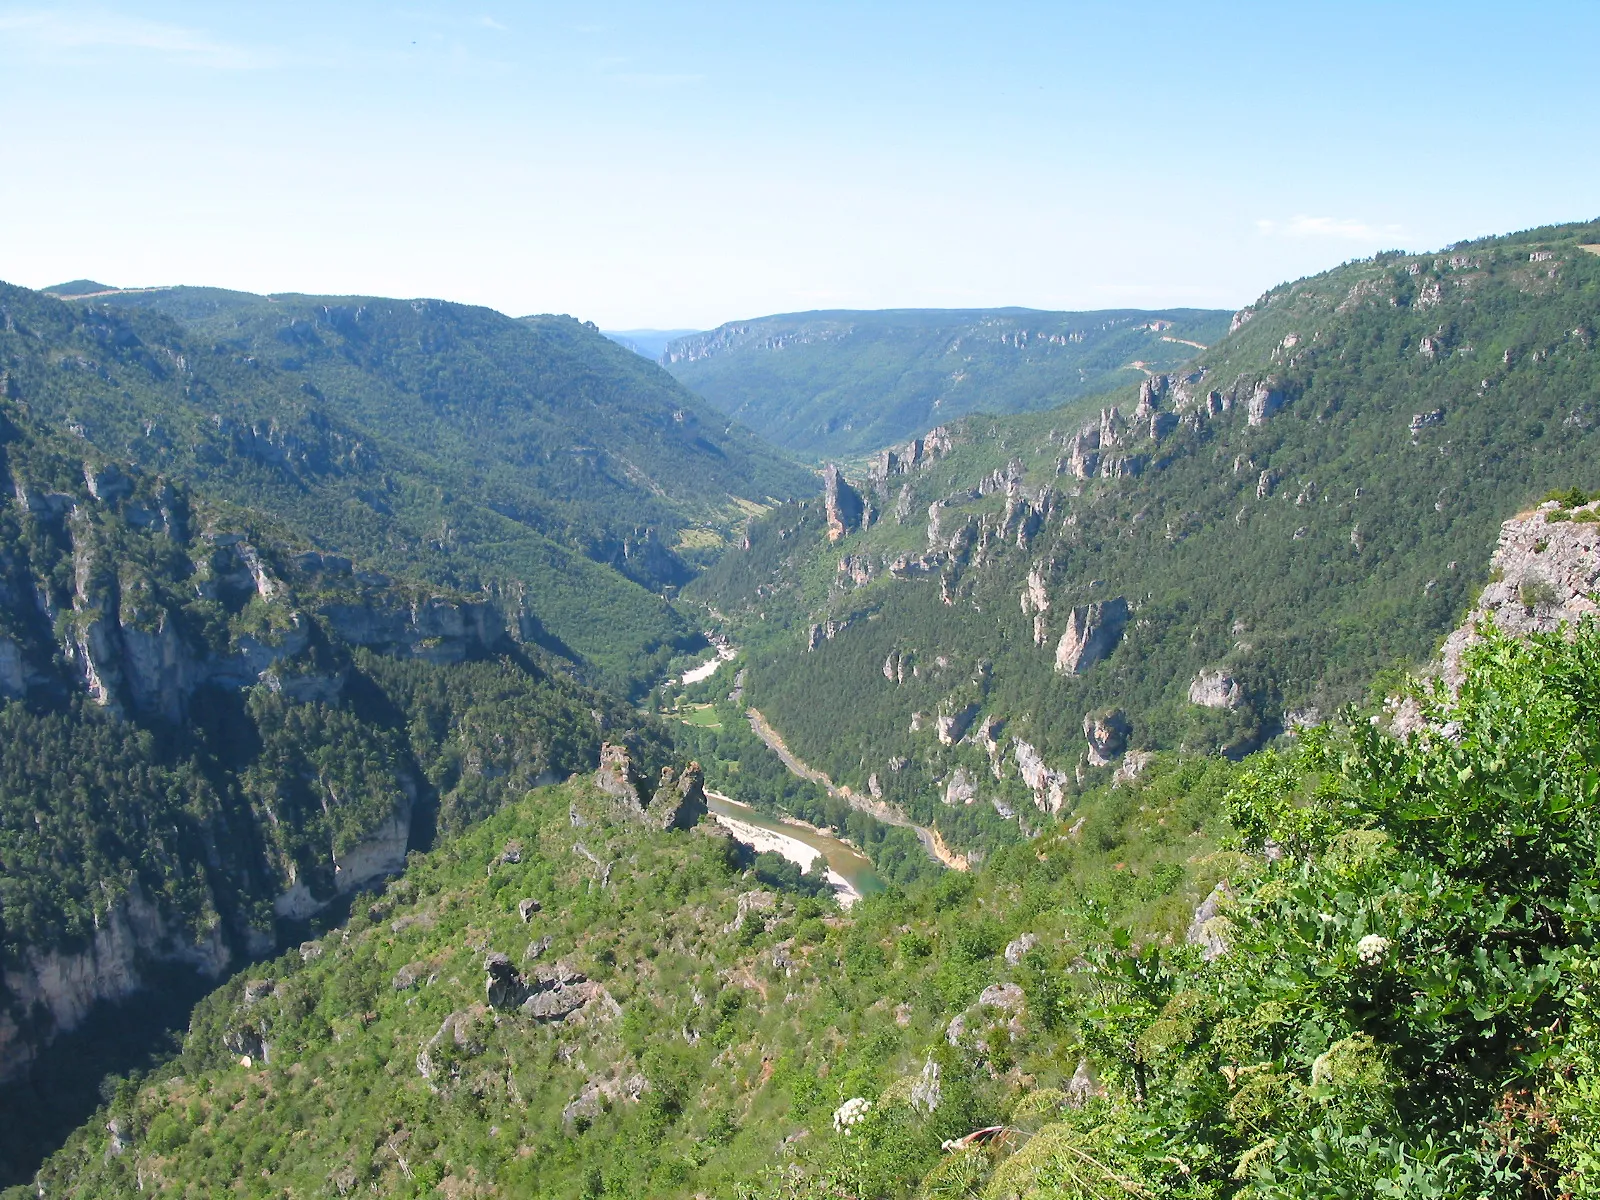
[691,220,1600,852]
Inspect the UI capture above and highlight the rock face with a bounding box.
[943,766,977,806]
[0,881,230,1084]
[595,742,645,807]
[272,788,414,920]
[1082,709,1130,767]
[1437,501,1600,689]
[1186,883,1231,961]
[652,761,707,830]
[1054,598,1129,675]
[1013,739,1068,814]
[822,464,865,542]
[1188,668,1246,710]
[935,701,978,745]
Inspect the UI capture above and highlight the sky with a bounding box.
[1,1,1597,330]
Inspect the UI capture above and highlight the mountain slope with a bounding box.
[688,219,1600,857]
[15,757,1237,1200]
[12,281,812,686]
[0,405,698,1180]
[663,307,1231,458]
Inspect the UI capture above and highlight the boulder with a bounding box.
[521,962,596,1023]
[978,982,1025,1013]
[1066,1059,1106,1108]
[1004,933,1040,966]
[518,898,540,923]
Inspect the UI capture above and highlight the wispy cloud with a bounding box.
[0,9,268,67]
[1256,214,1404,241]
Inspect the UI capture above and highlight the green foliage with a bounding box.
[928,622,1600,1198]
[693,220,1600,852]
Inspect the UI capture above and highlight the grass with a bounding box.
[675,703,723,729]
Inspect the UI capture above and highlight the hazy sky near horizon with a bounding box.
[2,1,1596,329]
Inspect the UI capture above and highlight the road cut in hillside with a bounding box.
[745,708,968,870]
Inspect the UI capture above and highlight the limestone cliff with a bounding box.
[1436,499,1600,686]
[0,882,231,1085]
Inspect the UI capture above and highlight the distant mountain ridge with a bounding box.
[662,306,1232,458]
[12,281,814,686]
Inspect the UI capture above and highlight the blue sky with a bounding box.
[1,1,1596,328]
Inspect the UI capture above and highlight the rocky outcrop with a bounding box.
[1054,598,1129,675]
[652,761,707,830]
[1186,883,1231,960]
[806,617,854,650]
[1020,564,1051,645]
[1083,709,1130,767]
[943,766,977,806]
[1246,379,1286,426]
[595,742,645,808]
[882,649,912,683]
[822,465,865,542]
[724,890,778,933]
[1113,749,1155,786]
[1013,739,1068,814]
[935,701,978,746]
[1004,933,1039,966]
[1188,668,1245,710]
[866,428,953,494]
[1436,501,1600,689]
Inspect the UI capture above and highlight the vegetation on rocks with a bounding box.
[690,220,1600,856]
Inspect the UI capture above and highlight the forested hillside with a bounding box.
[0,282,775,1181]
[14,281,812,686]
[689,220,1600,858]
[663,307,1231,459]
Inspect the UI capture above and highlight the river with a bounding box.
[706,790,885,905]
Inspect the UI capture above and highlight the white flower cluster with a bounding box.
[1356,934,1391,966]
[833,1097,872,1135]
